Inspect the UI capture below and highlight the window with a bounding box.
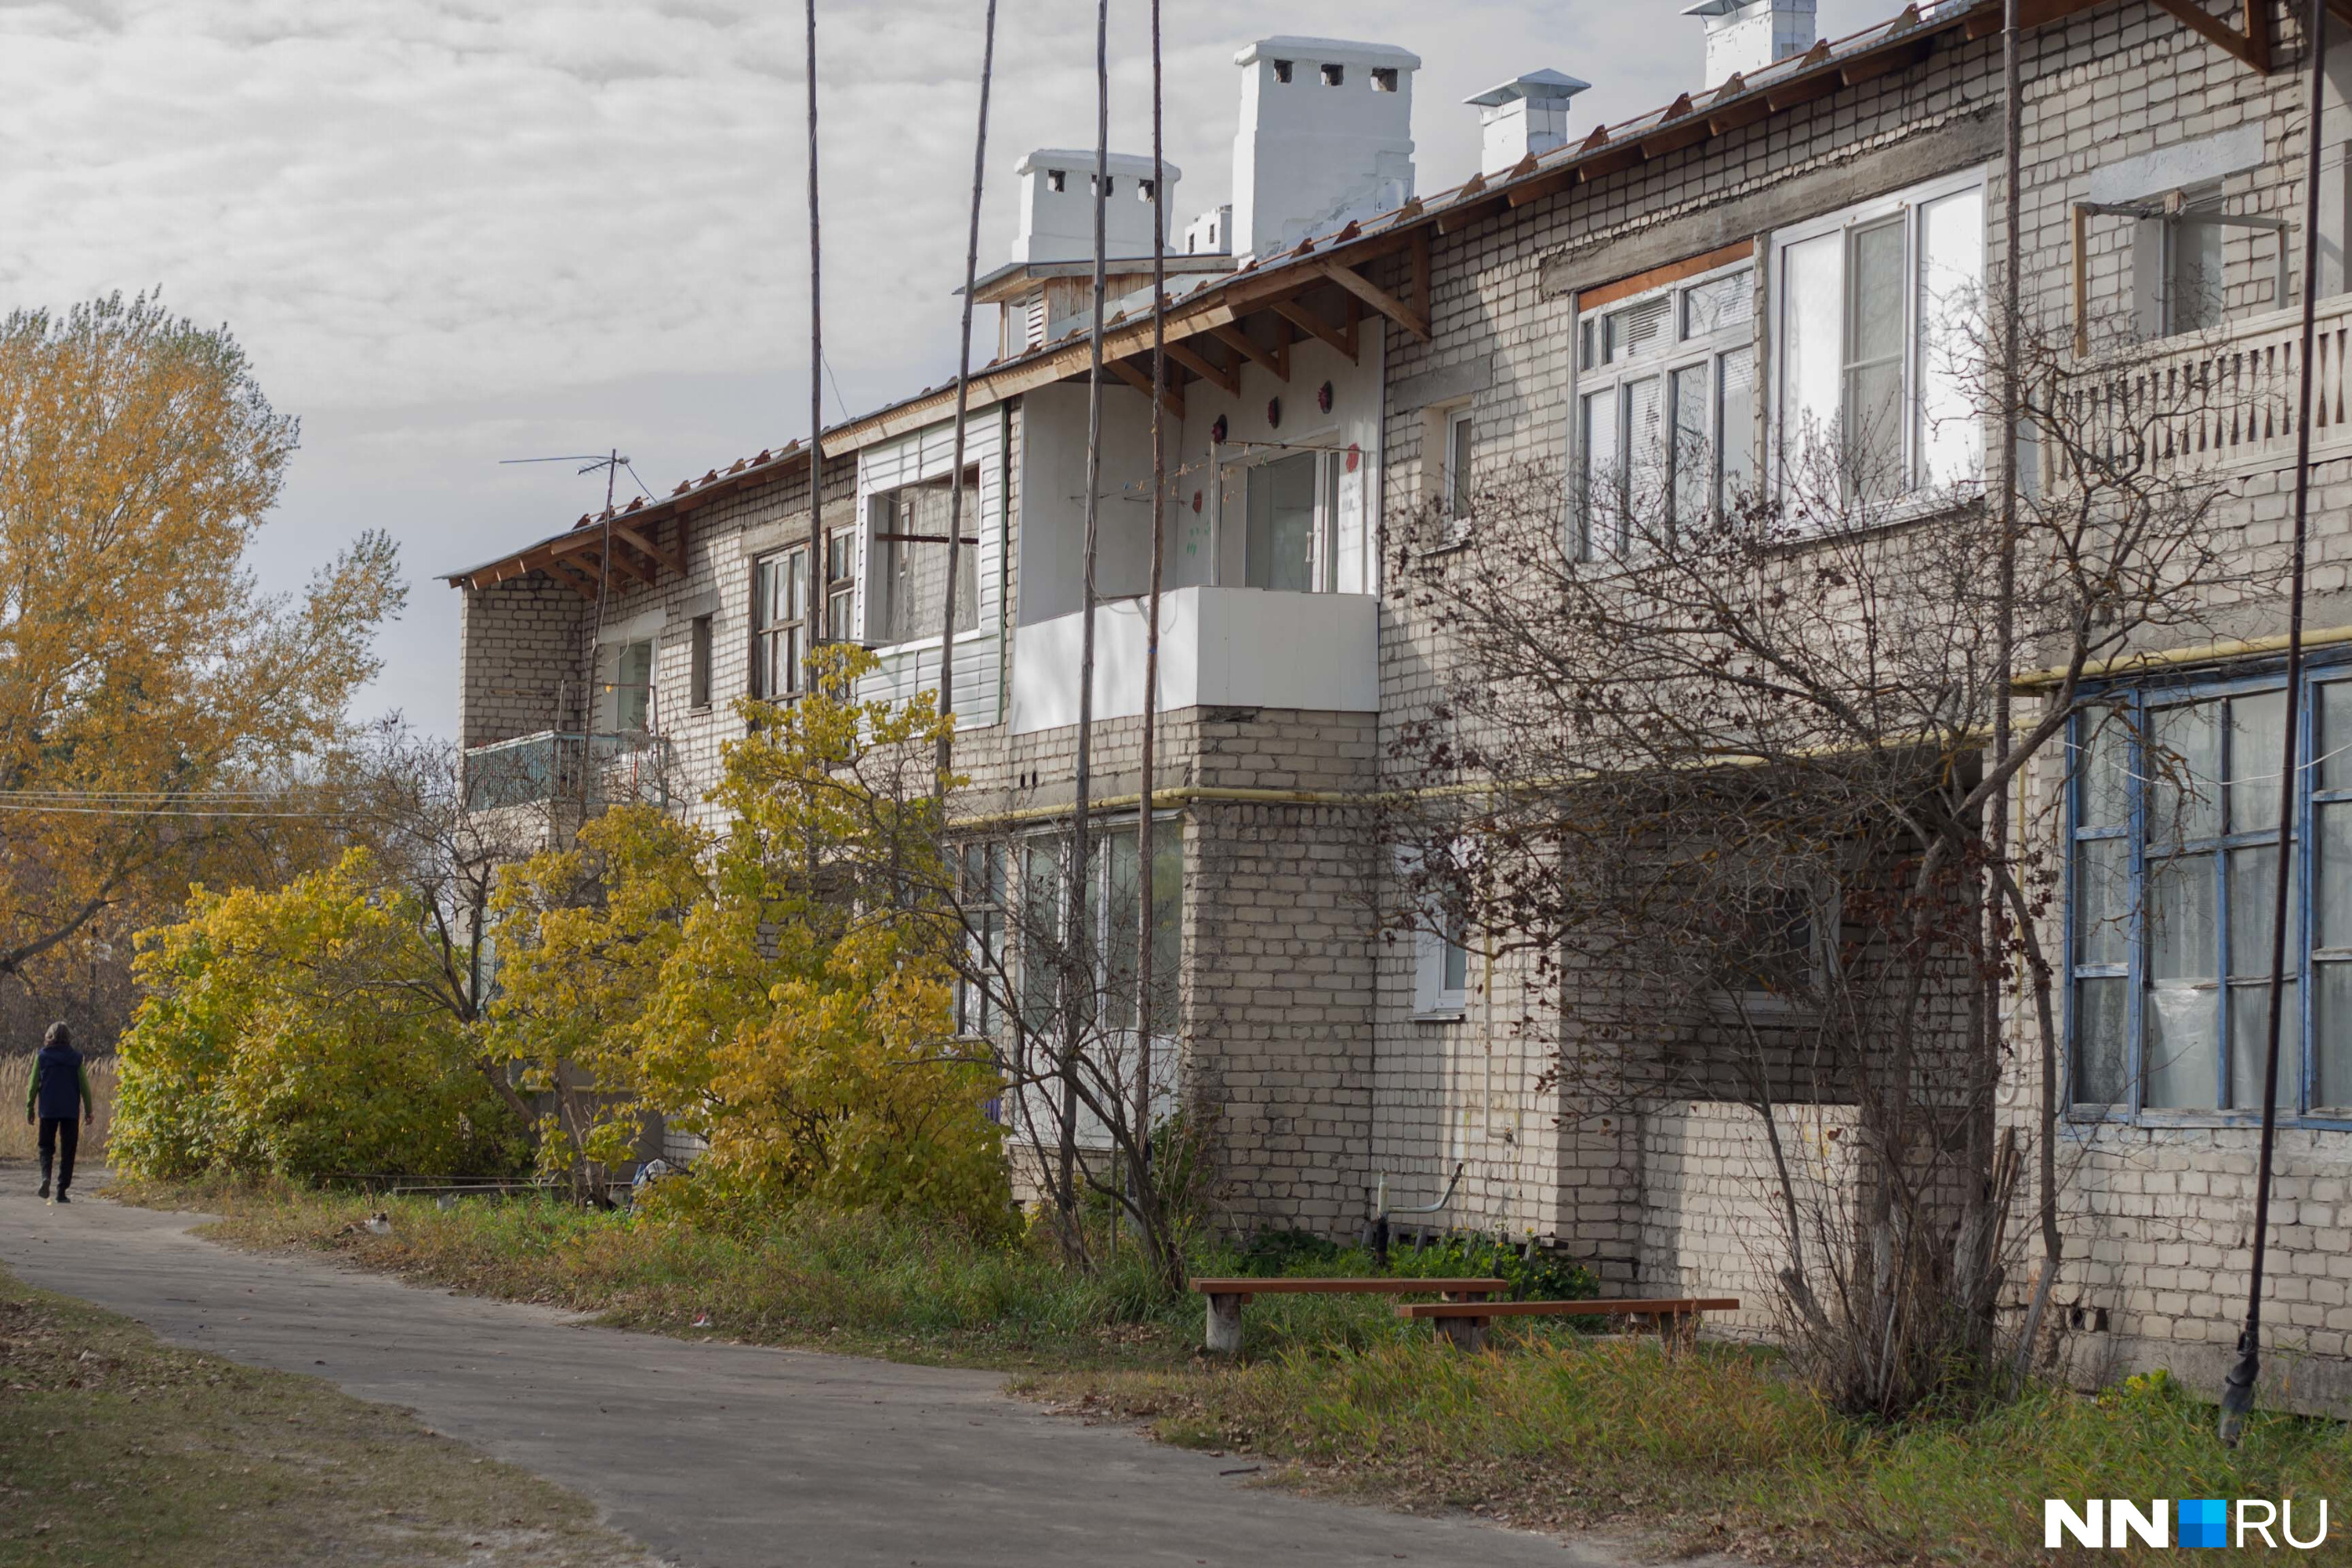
[826,528,858,641]
[1372,67,1399,93]
[2125,191,2290,339]
[688,615,713,710]
[600,638,653,732]
[1576,260,1755,557]
[2065,662,2352,1120]
[1445,408,1475,523]
[872,479,975,644]
[956,842,1007,1038]
[1320,63,1345,87]
[1272,58,1294,83]
[1004,826,1183,1039]
[1416,910,1471,1018]
[1047,169,1065,193]
[1732,886,1827,1004]
[752,547,808,699]
[1769,171,1984,506]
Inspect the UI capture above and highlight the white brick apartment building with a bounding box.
[451,0,2352,1406]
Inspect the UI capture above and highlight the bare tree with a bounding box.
[1383,301,2268,1414]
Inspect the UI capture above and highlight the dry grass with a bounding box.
[1026,1347,2352,1566]
[0,1054,115,1163]
[0,1259,659,1567]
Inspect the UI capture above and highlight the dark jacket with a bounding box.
[27,1043,89,1121]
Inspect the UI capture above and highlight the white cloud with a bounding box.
[0,0,1907,731]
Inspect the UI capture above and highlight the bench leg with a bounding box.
[1205,1293,1245,1356]
[1434,1315,1488,1352]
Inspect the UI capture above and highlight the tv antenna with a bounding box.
[497,448,658,742]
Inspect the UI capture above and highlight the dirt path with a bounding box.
[0,1189,1595,1568]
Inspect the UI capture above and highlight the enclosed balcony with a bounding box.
[1008,583,1377,734]
[462,731,670,812]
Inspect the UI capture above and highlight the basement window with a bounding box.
[1272,59,1294,83]
[1372,67,1399,93]
[1321,63,1345,87]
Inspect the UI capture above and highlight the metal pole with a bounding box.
[936,0,1000,794]
[2220,0,2327,1447]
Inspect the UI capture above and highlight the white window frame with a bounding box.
[1444,406,1475,525]
[1221,439,1344,592]
[1572,257,1757,560]
[1414,919,1471,1020]
[1766,165,1987,511]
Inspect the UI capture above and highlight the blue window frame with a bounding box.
[2067,655,2352,1125]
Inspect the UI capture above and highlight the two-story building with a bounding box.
[452,0,2352,1405]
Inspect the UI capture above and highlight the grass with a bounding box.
[112,1175,1526,1370]
[111,1176,2352,1566]
[0,1057,114,1165]
[0,1258,655,1568]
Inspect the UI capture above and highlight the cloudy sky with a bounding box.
[0,0,1900,735]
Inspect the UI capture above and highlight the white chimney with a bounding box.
[1230,37,1420,261]
[1683,0,1817,90]
[1011,150,1181,265]
[1465,70,1592,178]
[1184,205,1232,256]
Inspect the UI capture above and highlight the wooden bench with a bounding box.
[1189,1278,1508,1355]
[1397,1295,1740,1351]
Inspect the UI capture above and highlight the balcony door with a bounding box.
[1241,449,1333,593]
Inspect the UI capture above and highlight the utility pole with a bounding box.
[2222,0,2328,1446]
[1134,0,1170,1255]
[937,0,1000,794]
[1060,0,1111,1229]
[804,0,827,677]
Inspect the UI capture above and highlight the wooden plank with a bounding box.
[541,558,601,600]
[1579,241,1756,312]
[1410,227,1432,336]
[1314,260,1428,341]
[1104,355,1185,420]
[1505,166,1579,209]
[1279,293,1374,361]
[612,519,684,576]
[1190,1277,1506,1295]
[1163,338,1239,396]
[1436,194,1506,234]
[1398,1296,1740,1319]
[1210,321,1288,383]
[1841,38,1932,84]
[1638,121,1710,160]
[2147,0,2263,66]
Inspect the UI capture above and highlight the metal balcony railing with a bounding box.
[463,731,669,812]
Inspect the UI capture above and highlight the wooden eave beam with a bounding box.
[1316,259,1432,342]
[1638,121,1711,159]
[1507,165,1579,209]
[1270,297,1357,363]
[1163,339,1240,396]
[612,519,684,576]
[1210,322,1288,383]
[541,558,601,600]
[1842,38,1933,84]
[2147,0,2271,71]
[1105,355,1185,420]
[1436,194,1507,234]
[1765,74,1840,111]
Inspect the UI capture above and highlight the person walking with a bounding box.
[25,1024,93,1204]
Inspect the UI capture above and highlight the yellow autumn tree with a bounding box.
[492,647,1009,1229]
[113,848,531,1180]
[0,292,401,1000]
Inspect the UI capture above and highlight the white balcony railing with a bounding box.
[2066,296,2352,478]
[1008,585,1378,735]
